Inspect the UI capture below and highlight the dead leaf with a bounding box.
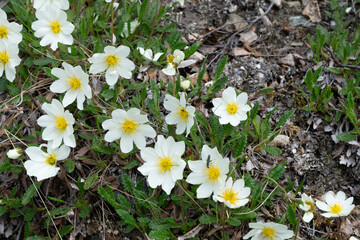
[226,14,248,32]
[189,71,209,85]
[240,31,258,45]
[259,7,272,27]
[178,59,197,69]
[279,54,295,66]
[302,0,321,22]
[243,43,261,57]
[232,47,251,56]
[273,0,282,8]
[177,225,203,240]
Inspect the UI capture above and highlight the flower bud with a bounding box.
[180,80,191,90]
[7,148,23,159]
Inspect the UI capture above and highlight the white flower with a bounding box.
[350,237,359,240]
[37,99,76,148]
[243,222,294,240]
[102,108,156,153]
[213,177,250,208]
[299,193,315,222]
[315,191,355,218]
[24,144,70,181]
[0,42,21,82]
[50,62,92,110]
[178,0,185,6]
[138,135,186,195]
[212,87,251,126]
[162,49,185,76]
[121,20,139,38]
[186,145,229,198]
[137,47,163,61]
[33,0,69,10]
[180,80,191,90]
[164,92,195,136]
[88,45,135,87]
[31,7,74,51]
[0,8,22,45]
[7,148,23,159]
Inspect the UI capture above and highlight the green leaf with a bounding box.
[64,159,75,173]
[59,225,74,237]
[234,134,247,158]
[286,205,297,229]
[123,159,140,170]
[84,172,98,190]
[121,172,134,192]
[0,206,8,217]
[47,196,65,203]
[214,56,228,80]
[22,182,42,205]
[250,102,259,120]
[184,41,201,59]
[211,75,228,94]
[268,161,287,181]
[138,0,149,22]
[22,207,36,221]
[210,115,224,149]
[336,132,357,142]
[33,57,56,66]
[25,236,45,240]
[79,205,90,218]
[227,217,241,226]
[199,214,216,224]
[98,185,116,206]
[116,209,136,226]
[275,109,295,128]
[263,145,282,156]
[116,193,131,209]
[148,230,173,240]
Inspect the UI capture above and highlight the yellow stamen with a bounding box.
[226,103,238,115]
[305,200,315,212]
[45,155,57,166]
[0,51,9,65]
[167,55,175,64]
[50,21,61,34]
[261,227,276,239]
[106,55,119,66]
[67,76,81,90]
[222,188,239,205]
[121,119,138,135]
[177,107,189,121]
[329,202,343,215]
[157,156,173,173]
[54,116,67,132]
[205,165,220,183]
[0,26,8,39]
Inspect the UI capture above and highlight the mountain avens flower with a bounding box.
[137,47,163,62]
[33,0,70,10]
[243,222,294,240]
[32,7,74,51]
[24,144,70,181]
[102,108,156,153]
[186,145,229,198]
[37,99,76,148]
[0,42,21,82]
[0,8,22,45]
[316,191,355,218]
[162,49,184,76]
[299,193,315,222]
[138,135,186,195]
[121,20,139,38]
[212,87,251,126]
[50,62,92,110]
[164,92,195,136]
[213,177,251,208]
[89,45,135,87]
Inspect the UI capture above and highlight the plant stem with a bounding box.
[110,0,115,45]
[221,203,226,239]
[147,0,163,43]
[178,181,185,224]
[294,213,302,240]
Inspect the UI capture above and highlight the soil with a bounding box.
[0,0,359,239]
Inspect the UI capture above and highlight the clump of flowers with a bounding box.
[299,193,316,222]
[50,62,92,110]
[212,87,251,126]
[316,190,355,218]
[138,135,186,195]
[24,144,70,181]
[164,92,195,136]
[102,108,156,153]
[243,222,294,240]
[89,45,135,87]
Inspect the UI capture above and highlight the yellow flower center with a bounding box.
[157,156,173,173]
[50,21,61,34]
[226,103,238,115]
[0,26,8,39]
[106,55,119,66]
[305,200,315,212]
[205,165,221,183]
[222,188,239,205]
[45,155,57,166]
[177,107,189,121]
[55,116,67,132]
[121,119,138,135]
[329,202,343,215]
[0,51,9,64]
[67,76,81,90]
[261,227,276,239]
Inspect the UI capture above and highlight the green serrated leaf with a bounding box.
[121,172,134,192]
[184,41,201,59]
[84,172,98,190]
[0,206,8,217]
[33,57,56,66]
[336,132,357,142]
[214,56,228,80]
[210,115,224,149]
[227,217,241,226]
[275,109,295,128]
[211,75,228,94]
[25,236,45,240]
[59,225,74,237]
[268,161,287,181]
[64,159,75,173]
[263,145,282,156]
[199,214,216,224]
[98,185,117,206]
[116,209,136,226]
[116,193,131,209]
[234,134,247,158]
[79,205,90,218]
[22,182,42,205]
[148,229,173,240]
[286,205,297,229]
[22,207,36,221]
[123,159,140,170]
